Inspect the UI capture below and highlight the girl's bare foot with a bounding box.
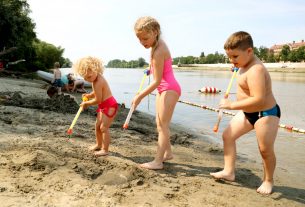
[88,145,101,151]
[94,149,109,157]
[139,161,163,170]
[163,155,173,162]
[210,170,235,181]
[257,181,273,195]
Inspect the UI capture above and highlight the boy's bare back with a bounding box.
[53,68,61,79]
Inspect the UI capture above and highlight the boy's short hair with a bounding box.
[224,31,253,50]
[47,85,58,98]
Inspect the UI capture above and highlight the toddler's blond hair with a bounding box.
[73,56,104,77]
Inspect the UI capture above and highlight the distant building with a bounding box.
[270,40,305,55]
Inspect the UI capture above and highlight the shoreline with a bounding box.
[173,62,305,73]
[0,77,304,206]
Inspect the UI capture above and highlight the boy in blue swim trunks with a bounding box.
[51,62,63,94]
[210,31,280,195]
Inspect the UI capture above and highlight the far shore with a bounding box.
[173,62,305,73]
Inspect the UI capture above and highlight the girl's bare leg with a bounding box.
[140,91,179,170]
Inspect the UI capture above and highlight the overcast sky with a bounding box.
[28,0,305,63]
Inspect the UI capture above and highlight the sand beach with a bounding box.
[0,76,304,207]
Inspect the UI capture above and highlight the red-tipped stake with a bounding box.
[67,128,73,135]
[122,107,134,129]
[213,67,239,133]
[66,96,89,136]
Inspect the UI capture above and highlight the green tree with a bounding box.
[60,57,72,68]
[253,47,259,57]
[258,46,269,62]
[280,45,290,62]
[0,0,36,71]
[33,40,64,70]
[295,46,305,62]
[138,57,146,67]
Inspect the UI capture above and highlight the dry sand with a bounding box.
[0,77,304,207]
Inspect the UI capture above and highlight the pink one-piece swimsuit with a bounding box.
[150,58,181,96]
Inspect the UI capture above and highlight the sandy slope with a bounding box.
[0,77,304,207]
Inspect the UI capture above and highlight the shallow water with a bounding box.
[63,68,305,182]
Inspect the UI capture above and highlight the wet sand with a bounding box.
[0,77,304,206]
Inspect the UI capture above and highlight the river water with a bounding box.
[64,67,305,183]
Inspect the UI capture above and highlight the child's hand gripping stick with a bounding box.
[122,69,150,129]
[213,67,239,132]
[67,96,89,135]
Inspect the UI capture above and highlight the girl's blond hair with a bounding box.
[134,16,161,39]
[73,56,104,77]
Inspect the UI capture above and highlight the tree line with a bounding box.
[107,46,305,68]
[0,0,71,74]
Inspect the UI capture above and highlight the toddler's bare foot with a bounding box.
[210,170,235,181]
[94,149,109,157]
[257,181,273,195]
[163,155,173,162]
[139,161,163,170]
[88,145,101,151]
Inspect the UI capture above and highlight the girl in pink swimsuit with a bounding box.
[132,16,181,170]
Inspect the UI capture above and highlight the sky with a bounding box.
[28,0,305,64]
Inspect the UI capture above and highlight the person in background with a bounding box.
[67,73,87,93]
[61,73,70,92]
[51,62,63,94]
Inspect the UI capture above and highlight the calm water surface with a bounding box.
[65,68,305,184]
